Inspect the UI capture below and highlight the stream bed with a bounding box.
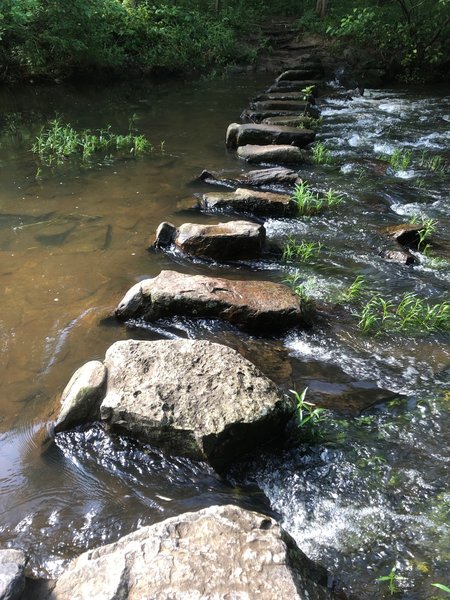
[0,74,449,599]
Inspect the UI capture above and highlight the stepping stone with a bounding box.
[55,339,294,470]
[153,220,266,261]
[50,504,334,599]
[237,144,306,166]
[254,91,315,102]
[241,109,314,123]
[383,223,422,248]
[262,115,318,128]
[267,80,322,94]
[276,68,324,82]
[251,99,310,112]
[0,549,27,600]
[226,123,315,149]
[116,270,308,333]
[199,167,301,190]
[199,187,296,217]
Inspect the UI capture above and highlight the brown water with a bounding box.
[0,75,449,598]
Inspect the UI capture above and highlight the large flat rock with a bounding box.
[241,109,319,123]
[226,122,315,149]
[199,167,301,191]
[237,144,306,166]
[262,115,319,128]
[116,270,307,333]
[251,99,311,112]
[49,505,333,600]
[153,219,266,261]
[200,186,297,217]
[55,339,293,470]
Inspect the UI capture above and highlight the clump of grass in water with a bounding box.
[311,141,332,165]
[291,182,344,216]
[358,292,450,335]
[283,271,315,323]
[418,150,448,174]
[342,274,366,303]
[282,236,322,262]
[32,116,154,165]
[290,387,326,439]
[380,147,412,171]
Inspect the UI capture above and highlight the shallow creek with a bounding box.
[0,74,448,598]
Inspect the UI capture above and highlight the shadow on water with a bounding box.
[0,75,449,598]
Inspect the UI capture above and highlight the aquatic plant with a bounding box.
[419,150,447,174]
[417,218,437,250]
[311,141,332,165]
[291,182,344,216]
[377,567,406,595]
[358,292,450,335]
[388,147,412,171]
[282,236,322,262]
[32,117,154,165]
[343,275,366,303]
[290,388,326,437]
[432,583,450,594]
[422,245,449,270]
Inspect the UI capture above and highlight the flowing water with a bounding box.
[0,74,448,598]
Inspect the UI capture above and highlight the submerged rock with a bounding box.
[379,246,415,265]
[200,186,297,217]
[0,549,26,600]
[116,270,307,333]
[237,144,306,166]
[153,219,266,261]
[226,122,315,149]
[198,166,301,190]
[50,504,334,600]
[56,339,293,469]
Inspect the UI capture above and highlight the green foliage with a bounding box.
[380,147,412,171]
[358,292,450,335]
[432,583,450,594]
[377,567,407,595]
[282,236,322,262]
[32,116,154,165]
[311,141,333,165]
[291,388,327,437]
[343,275,366,303]
[417,218,437,250]
[0,0,259,80]
[291,182,344,216]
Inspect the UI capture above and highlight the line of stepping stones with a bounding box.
[55,59,328,451]
[18,34,355,600]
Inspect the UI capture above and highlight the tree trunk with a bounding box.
[315,0,328,18]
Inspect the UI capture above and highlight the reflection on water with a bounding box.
[0,76,449,598]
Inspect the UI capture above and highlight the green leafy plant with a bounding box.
[291,388,326,437]
[377,567,406,595]
[32,117,154,165]
[291,182,344,216]
[417,218,437,250]
[381,147,412,171]
[311,141,332,165]
[282,237,322,262]
[343,275,367,303]
[432,583,450,594]
[358,292,450,334]
[419,150,447,173]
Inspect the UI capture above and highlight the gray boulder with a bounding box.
[153,220,266,261]
[100,340,292,469]
[115,270,307,333]
[49,505,333,600]
[237,144,306,166]
[262,115,318,128]
[0,549,26,600]
[54,361,107,433]
[55,339,294,470]
[200,186,297,217]
[226,123,315,149]
[251,99,311,112]
[241,109,319,123]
